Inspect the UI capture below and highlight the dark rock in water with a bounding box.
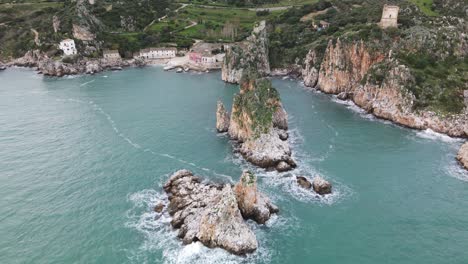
[110,66,122,71]
[163,169,278,255]
[0,66,6,71]
[234,170,279,224]
[296,176,312,189]
[154,203,164,213]
[276,161,292,172]
[312,176,332,195]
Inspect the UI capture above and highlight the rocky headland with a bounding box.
[300,37,468,169]
[217,70,296,172]
[162,169,278,255]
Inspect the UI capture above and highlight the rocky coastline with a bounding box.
[161,169,278,255]
[5,50,146,77]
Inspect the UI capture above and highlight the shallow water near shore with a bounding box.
[1,67,468,264]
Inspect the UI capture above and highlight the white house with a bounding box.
[138,47,177,59]
[59,39,77,56]
[201,55,217,65]
[103,49,121,59]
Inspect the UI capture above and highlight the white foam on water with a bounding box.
[126,187,282,264]
[414,129,462,143]
[80,80,95,87]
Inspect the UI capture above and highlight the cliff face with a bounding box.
[222,21,270,84]
[302,39,468,138]
[317,39,385,94]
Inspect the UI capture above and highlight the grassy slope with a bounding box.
[408,0,439,16]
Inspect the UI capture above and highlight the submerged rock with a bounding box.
[154,203,164,213]
[312,176,332,195]
[216,100,230,133]
[234,170,279,224]
[163,169,277,255]
[457,142,468,170]
[296,176,312,189]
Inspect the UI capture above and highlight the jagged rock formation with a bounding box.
[216,101,230,133]
[457,143,468,169]
[302,39,468,138]
[217,71,296,171]
[312,176,332,195]
[234,170,279,224]
[163,169,277,255]
[222,21,270,84]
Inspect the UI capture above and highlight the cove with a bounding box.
[0,67,467,264]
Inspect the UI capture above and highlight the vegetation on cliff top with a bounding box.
[233,70,280,138]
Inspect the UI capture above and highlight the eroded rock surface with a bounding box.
[312,176,332,195]
[234,170,279,224]
[216,101,230,133]
[163,169,277,255]
[457,142,468,170]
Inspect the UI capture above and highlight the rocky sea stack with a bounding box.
[217,70,296,172]
[163,169,278,255]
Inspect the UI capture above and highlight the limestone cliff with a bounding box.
[222,21,270,84]
[302,39,468,138]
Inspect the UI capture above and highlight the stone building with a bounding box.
[103,50,121,60]
[379,5,399,29]
[138,48,177,59]
[59,39,77,56]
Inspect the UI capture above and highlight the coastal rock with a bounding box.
[154,203,164,213]
[457,142,468,170]
[296,176,312,189]
[312,176,332,195]
[216,100,230,133]
[234,170,279,224]
[273,104,288,130]
[276,161,292,172]
[85,61,101,74]
[163,169,280,255]
[227,72,296,171]
[302,49,319,87]
[337,92,349,100]
[277,129,288,141]
[222,21,270,84]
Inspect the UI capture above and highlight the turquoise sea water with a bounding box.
[1,67,467,264]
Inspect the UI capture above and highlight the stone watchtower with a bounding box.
[379,5,399,29]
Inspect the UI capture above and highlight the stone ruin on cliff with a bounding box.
[379,5,399,29]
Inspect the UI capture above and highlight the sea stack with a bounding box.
[216,100,230,133]
[163,169,277,255]
[216,70,296,172]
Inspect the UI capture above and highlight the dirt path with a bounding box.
[144,4,188,31]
